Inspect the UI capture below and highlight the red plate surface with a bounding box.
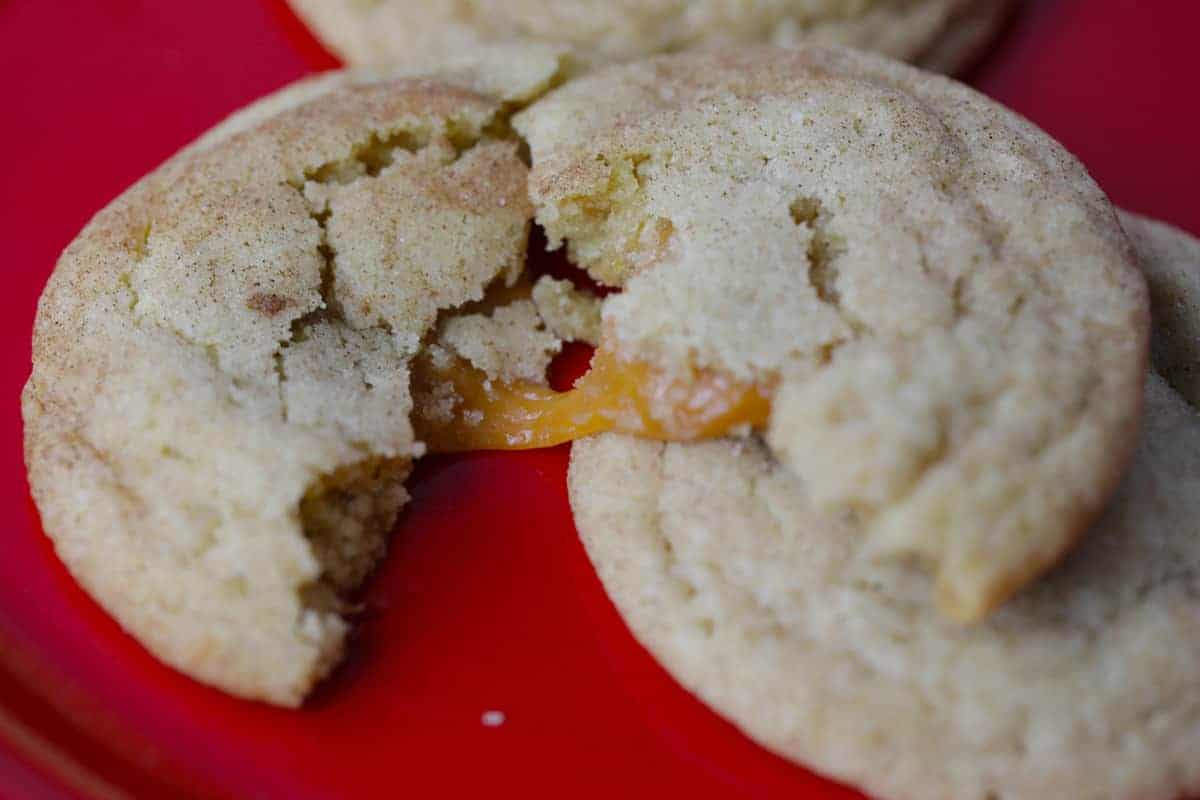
[2,2,1199,798]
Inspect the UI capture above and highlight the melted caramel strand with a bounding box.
[413,344,772,453]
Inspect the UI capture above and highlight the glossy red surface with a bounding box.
[1,2,1198,797]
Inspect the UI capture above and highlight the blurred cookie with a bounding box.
[567,212,1200,800]
[21,58,558,706]
[288,0,1011,75]
[1122,211,1200,407]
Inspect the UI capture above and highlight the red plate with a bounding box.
[2,2,1199,797]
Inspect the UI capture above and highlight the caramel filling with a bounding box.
[413,343,772,453]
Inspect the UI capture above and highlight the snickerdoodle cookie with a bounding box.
[567,211,1199,800]
[288,0,1010,75]
[22,57,561,706]
[520,47,1148,620]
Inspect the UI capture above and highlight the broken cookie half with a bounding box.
[516,46,1149,621]
[22,58,561,706]
[24,46,1148,706]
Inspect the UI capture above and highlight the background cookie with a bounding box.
[21,59,558,706]
[519,46,1149,620]
[1122,212,1200,407]
[287,0,1011,75]
[567,212,1200,800]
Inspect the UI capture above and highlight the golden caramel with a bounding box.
[413,343,772,453]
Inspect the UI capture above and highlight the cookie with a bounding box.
[567,211,1200,800]
[1121,212,1200,408]
[518,46,1149,620]
[287,0,1011,75]
[21,58,560,706]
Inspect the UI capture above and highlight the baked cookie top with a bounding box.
[519,46,1149,620]
[288,0,1010,75]
[567,211,1200,800]
[21,56,560,706]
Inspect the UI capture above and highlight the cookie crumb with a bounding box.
[532,276,603,345]
[441,299,563,383]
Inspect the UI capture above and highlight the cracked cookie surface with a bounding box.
[567,211,1200,800]
[288,0,1010,76]
[21,61,558,706]
[521,46,1149,619]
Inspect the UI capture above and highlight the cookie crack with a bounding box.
[312,130,425,185]
[118,272,141,314]
[63,423,143,513]
[268,118,515,625]
[285,113,501,336]
[273,111,527,423]
[790,196,864,339]
[304,113,497,190]
[645,443,702,607]
[118,222,152,314]
[273,349,289,422]
[271,204,339,425]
